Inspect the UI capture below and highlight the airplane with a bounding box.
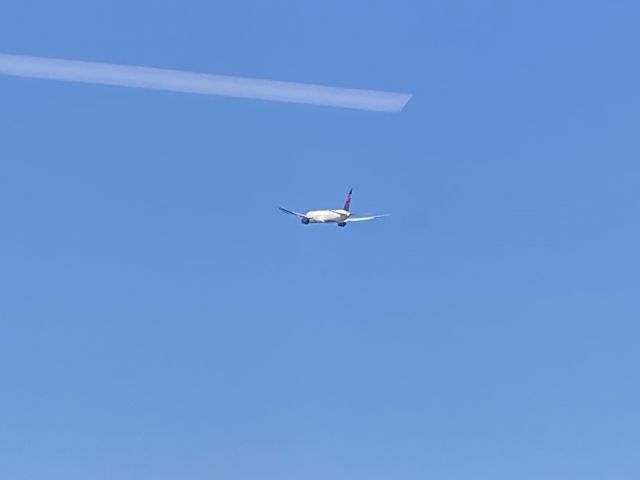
[279,189,388,227]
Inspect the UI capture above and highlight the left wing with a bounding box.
[345,214,389,223]
[279,207,306,218]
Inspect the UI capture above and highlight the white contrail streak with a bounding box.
[0,53,411,112]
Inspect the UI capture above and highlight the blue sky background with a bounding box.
[1,1,639,479]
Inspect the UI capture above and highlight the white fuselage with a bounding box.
[305,209,351,223]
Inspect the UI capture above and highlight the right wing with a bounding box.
[345,214,389,223]
[279,207,306,218]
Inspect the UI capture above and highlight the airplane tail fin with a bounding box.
[343,188,353,212]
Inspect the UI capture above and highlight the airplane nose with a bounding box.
[301,217,310,224]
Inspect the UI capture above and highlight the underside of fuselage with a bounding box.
[301,209,350,225]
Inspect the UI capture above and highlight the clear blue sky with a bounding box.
[1,1,639,479]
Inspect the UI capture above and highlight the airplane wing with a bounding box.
[278,207,306,218]
[345,214,389,222]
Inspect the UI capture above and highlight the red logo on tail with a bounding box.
[343,189,352,212]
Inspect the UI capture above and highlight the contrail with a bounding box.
[0,53,411,112]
